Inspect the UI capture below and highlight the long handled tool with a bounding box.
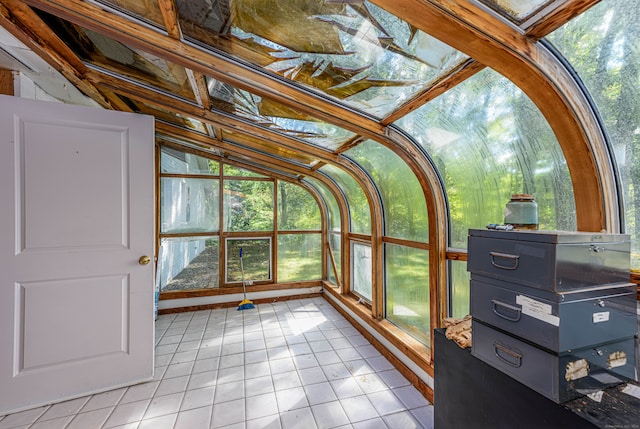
[237,247,255,310]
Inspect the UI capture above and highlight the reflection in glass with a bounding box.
[223,164,267,177]
[278,234,322,282]
[97,0,166,28]
[345,140,428,242]
[278,182,321,231]
[207,77,355,150]
[223,180,274,231]
[481,0,552,21]
[158,236,219,292]
[124,98,208,134]
[396,68,576,249]
[161,177,219,233]
[36,11,194,100]
[328,232,342,284]
[305,177,341,233]
[179,0,468,117]
[547,0,639,269]
[385,243,430,346]
[161,146,220,175]
[352,242,372,301]
[319,164,371,235]
[226,238,272,282]
[450,260,470,318]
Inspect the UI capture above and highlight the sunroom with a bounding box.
[0,0,638,427]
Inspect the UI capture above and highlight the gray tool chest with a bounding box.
[467,229,638,403]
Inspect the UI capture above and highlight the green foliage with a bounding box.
[277,234,322,282]
[278,181,321,230]
[345,141,429,242]
[547,0,640,269]
[224,180,274,231]
[385,244,430,346]
[319,164,371,234]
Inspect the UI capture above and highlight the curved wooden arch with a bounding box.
[371,0,618,232]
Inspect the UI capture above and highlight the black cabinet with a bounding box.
[434,329,640,429]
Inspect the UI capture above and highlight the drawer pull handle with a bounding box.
[494,342,523,368]
[491,299,522,322]
[589,244,605,253]
[489,252,520,270]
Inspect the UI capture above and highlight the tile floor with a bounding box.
[0,297,434,429]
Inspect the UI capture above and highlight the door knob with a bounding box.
[139,255,151,265]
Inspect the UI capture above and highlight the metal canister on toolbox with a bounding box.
[505,194,538,230]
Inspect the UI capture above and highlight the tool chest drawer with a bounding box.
[467,229,630,292]
[470,275,637,352]
[471,320,636,403]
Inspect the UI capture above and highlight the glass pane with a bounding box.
[120,96,208,134]
[319,164,371,235]
[179,0,468,118]
[345,140,428,242]
[158,236,219,292]
[352,242,372,301]
[97,0,166,28]
[161,146,220,175]
[36,12,195,100]
[277,234,322,282]
[223,164,267,177]
[395,68,576,249]
[385,243,430,346]
[223,130,322,168]
[161,177,219,233]
[450,260,470,319]
[547,0,639,269]
[278,182,321,230]
[223,180,274,231]
[481,0,552,21]
[226,238,272,282]
[207,77,356,150]
[305,177,341,233]
[328,232,342,284]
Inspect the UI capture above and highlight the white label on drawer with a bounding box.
[592,311,610,323]
[516,295,559,326]
[516,295,552,314]
[622,384,640,400]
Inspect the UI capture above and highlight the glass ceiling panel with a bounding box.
[116,94,208,133]
[345,140,428,242]
[319,164,371,235]
[36,11,195,101]
[178,0,468,118]
[395,68,576,249]
[481,0,554,22]
[97,0,166,28]
[161,146,220,175]
[223,130,321,168]
[207,77,355,150]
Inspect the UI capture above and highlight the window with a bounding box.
[547,0,640,269]
[352,242,372,300]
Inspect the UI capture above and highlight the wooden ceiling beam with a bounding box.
[524,0,602,39]
[372,0,614,232]
[89,72,340,164]
[19,0,386,141]
[157,0,181,39]
[0,0,113,108]
[381,59,485,126]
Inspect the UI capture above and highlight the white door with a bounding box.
[0,95,155,414]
